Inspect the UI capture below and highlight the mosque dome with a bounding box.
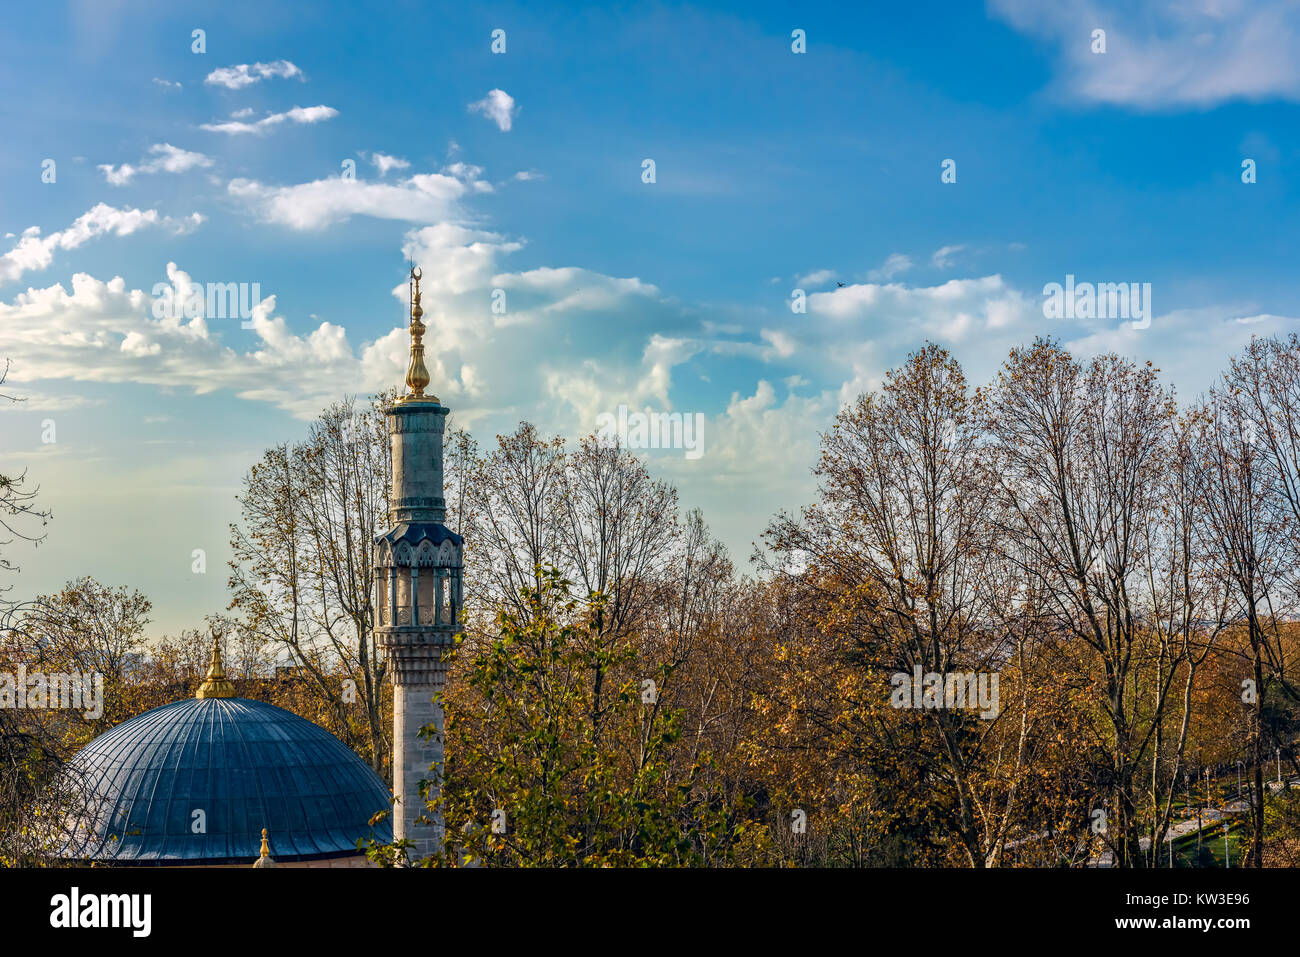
[55,645,392,865]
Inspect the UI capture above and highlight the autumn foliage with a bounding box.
[5,337,1300,867]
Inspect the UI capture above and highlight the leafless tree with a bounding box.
[228,396,391,773]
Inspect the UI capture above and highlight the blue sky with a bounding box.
[2,0,1299,635]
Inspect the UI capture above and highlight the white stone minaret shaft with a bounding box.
[374,268,463,862]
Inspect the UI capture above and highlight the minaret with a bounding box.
[374,267,464,862]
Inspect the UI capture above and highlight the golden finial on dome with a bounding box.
[404,266,435,401]
[196,635,236,699]
[253,828,277,868]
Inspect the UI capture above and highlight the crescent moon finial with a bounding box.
[405,266,430,399]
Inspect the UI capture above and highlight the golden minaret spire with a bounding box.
[404,266,434,401]
[196,634,236,699]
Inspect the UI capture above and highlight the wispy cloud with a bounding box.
[990,0,1300,108]
[151,77,181,91]
[0,388,105,412]
[98,143,213,186]
[931,244,966,269]
[867,253,912,281]
[204,59,303,90]
[199,105,338,135]
[797,268,837,287]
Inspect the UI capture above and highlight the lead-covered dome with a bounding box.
[57,696,393,865]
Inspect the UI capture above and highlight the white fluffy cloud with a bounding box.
[385,222,676,424]
[204,59,303,90]
[663,379,829,495]
[990,0,1300,108]
[99,143,213,185]
[803,274,1039,395]
[0,204,203,284]
[200,105,337,135]
[367,152,410,176]
[468,89,518,131]
[791,273,1300,416]
[0,226,685,425]
[0,266,358,418]
[229,168,477,230]
[4,215,1292,577]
